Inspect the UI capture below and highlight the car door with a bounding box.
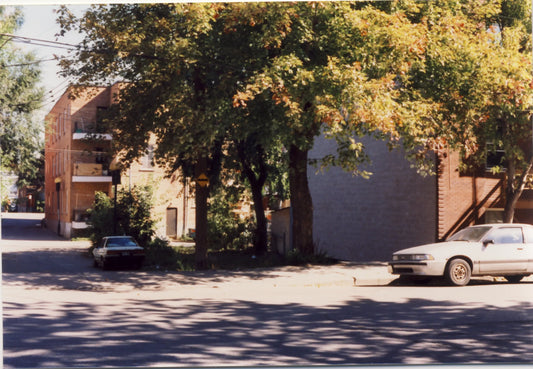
[478,226,528,273]
[94,238,106,260]
[523,227,533,273]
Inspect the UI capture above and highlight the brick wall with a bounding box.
[121,165,196,240]
[436,151,503,240]
[45,86,117,238]
[309,135,437,261]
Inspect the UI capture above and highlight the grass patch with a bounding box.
[142,239,337,271]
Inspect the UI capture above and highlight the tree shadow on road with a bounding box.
[3,295,533,368]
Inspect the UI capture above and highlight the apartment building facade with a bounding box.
[44,85,195,239]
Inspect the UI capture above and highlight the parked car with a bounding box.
[93,236,145,269]
[388,223,533,286]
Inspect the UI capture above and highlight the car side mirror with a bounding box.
[483,239,495,246]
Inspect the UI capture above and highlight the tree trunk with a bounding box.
[250,181,268,255]
[288,144,314,255]
[503,156,533,223]
[194,156,209,269]
[238,142,268,255]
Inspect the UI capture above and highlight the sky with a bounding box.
[14,5,88,118]
[8,2,173,118]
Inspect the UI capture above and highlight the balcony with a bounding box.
[72,163,112,183]
[73,132,112,140]
[72,208,90,229]
[72,120,112,141]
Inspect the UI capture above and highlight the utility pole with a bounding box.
[0,143,3,241]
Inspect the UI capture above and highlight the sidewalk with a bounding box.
[262,261,397,288]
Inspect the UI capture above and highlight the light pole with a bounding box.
[0,136,3,241]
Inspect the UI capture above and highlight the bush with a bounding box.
[285,248,337,266]
[87,192,114,249]
[87,186,155,249]
[207,186,254,251]
[115,186,155,246]
[143,238,195,271]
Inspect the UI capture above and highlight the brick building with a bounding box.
[44,85,195,239]
[307,135,533,262]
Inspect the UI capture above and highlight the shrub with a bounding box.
[285,248,337,266]
[87,192,114,248]
[143,238,195,270]
[87,186,155,249]
[115,185,155,246]
[207,186,254,251]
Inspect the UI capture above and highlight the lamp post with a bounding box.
[110,169,121,234]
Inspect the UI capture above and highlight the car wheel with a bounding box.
[505,275,524,283]
[445,258,471,286]
[93,258,98,268]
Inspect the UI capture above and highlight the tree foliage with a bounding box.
[395,0,532,222]
[58,1,532,262]
[0,7,44,190]
[229,2,430,254]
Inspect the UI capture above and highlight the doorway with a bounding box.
[166,207,178,238]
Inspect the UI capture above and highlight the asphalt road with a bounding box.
[2,213,533,368]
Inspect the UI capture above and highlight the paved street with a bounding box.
[2,213,533,368]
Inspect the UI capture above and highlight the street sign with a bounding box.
[196,173,209,187]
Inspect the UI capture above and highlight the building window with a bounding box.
[94,148,106,164]
[140,145,155,171]
[63,110,67,135]
[96,106,108,133]
[486,143,505,171]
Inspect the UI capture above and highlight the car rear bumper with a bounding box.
[103,254,144,265]
[388,261,445,276]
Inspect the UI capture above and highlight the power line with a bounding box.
[0,33,78,51]
[2,58,58,67]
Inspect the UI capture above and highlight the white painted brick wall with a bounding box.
[309,135,437,261]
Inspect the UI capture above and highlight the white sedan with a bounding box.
[93,236,145,270]
[388,223,533,286]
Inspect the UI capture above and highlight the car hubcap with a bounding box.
[453,264,467,281]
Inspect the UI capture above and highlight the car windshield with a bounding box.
[107,238,138,247]
[448,226,491,242]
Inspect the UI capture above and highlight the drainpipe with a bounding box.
[55,178,61,235]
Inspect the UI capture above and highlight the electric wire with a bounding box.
[0,33,78,50]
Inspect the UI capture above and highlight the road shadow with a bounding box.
[4,295,533,367]
[385,276,533,287]
[1,214,65,241]
[2,252,328,291]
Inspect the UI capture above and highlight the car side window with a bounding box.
[523,228,533,244]
[487,227,523,244]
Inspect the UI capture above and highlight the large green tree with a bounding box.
[58,1,531,264]
[57,2,429,259]
[397,0,532,223]
[231,2,428,254]
[57,3,267,267]
[0,7,44,193]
